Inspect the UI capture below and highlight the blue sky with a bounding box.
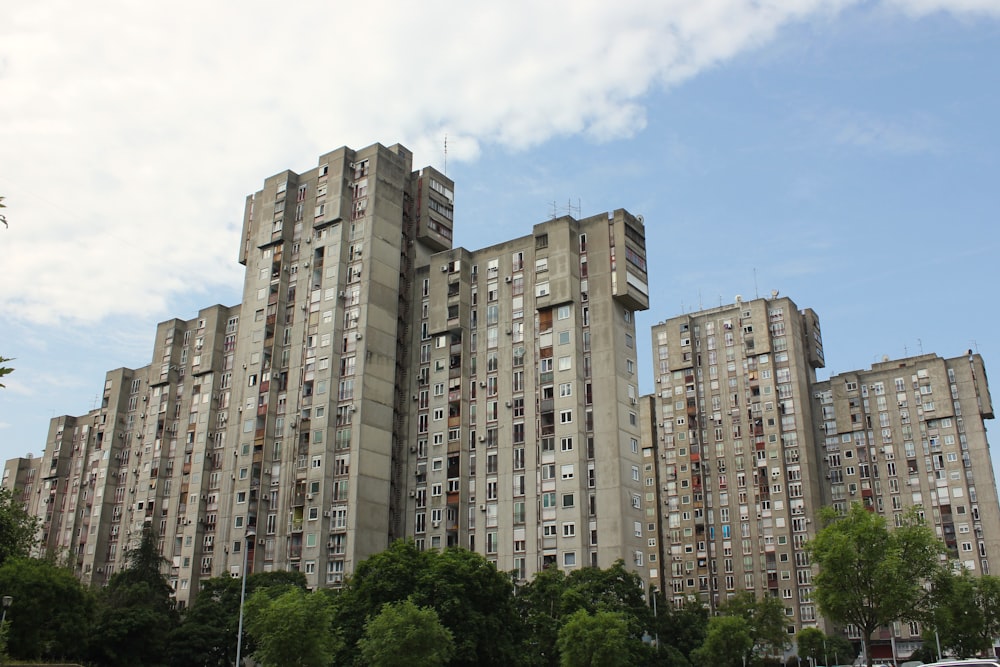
[1,1,999,466]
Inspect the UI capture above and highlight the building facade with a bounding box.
[406,210,650,579]
[647,294,1000,647]
[3,142,653,605]
[812,353,998,653]
[649,295,826,631]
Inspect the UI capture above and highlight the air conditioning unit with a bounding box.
[323,510,331,517]
[480,504,487,511]
[410,446,417,453]
[306,493,314,500]
[440,265,448,272]
[409,491,416,497]
[355,333,363,340]
[505,276,512,283]
[432,520,440,527]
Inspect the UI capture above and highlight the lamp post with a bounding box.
[235,530,256,667]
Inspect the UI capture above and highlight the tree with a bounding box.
[0,487,38,567]
[556,609,633,667]
[0,557,92,662]
[721,592,789,663]
[244,586,338,667]
[89,525,178,666]
[412,546,522,666]
[358,599,454,667]
[796,627,826,665]
[165,570,307,667]
[929,569,1000,658]
[808,503,942,667]
[516,560,655,667]
[0,196,7,228]
[517,566,568,666]
[331,541,522,666]
[656,597,707,663]
[690,615,753,667]
[0,356,12,387]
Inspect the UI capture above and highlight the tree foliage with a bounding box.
[808,503,942,667]
[0,557,92,662]
[796,627,827,665]
[332,541,521,666]
[657,597,707,662]
[166,570,307,667]
[0,486,38,567]
[556,608,633,667]
[0,356,13,387]
[89,524,178,666]
[720,591,789,662]
[516,560,654,666]
[690,615,753,667]
[245,586,338,667]
[358,599,454,667]
[929,569,1000,659]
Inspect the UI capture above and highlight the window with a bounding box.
[562,522,576,537]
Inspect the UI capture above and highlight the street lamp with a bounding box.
[235,530,256,667]
[1,595,11,625]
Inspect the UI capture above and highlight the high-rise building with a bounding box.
[811,353,997,654]
[649,295,826,629]
[812,353,998,565]
[408,210,649,579]
[647,294,1000,652]
[4,142,652,604]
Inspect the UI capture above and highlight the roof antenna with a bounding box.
[443,135,448,175]
[753,268,759,299]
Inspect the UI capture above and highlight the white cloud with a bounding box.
[0,0,995,326]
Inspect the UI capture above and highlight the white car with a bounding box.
[917,659,1000,667]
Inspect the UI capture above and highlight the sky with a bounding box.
[1,0,999,467]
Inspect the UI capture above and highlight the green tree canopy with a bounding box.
[690,615,753,667]
[358,598,454,667]
[720,591,789,662]
[808,503,942,667]
[929,569,1000,659]
[0,557,92,662]
[655,597,708,663]
[166,570,307,667]
[516,560,655,666]
[556,608,634,667]
[331,541,521,666]
[245,586,338,667]
[0,355,13,387]
[89,524,178,666]
[0,486,38,567]
[796,627,826,665]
